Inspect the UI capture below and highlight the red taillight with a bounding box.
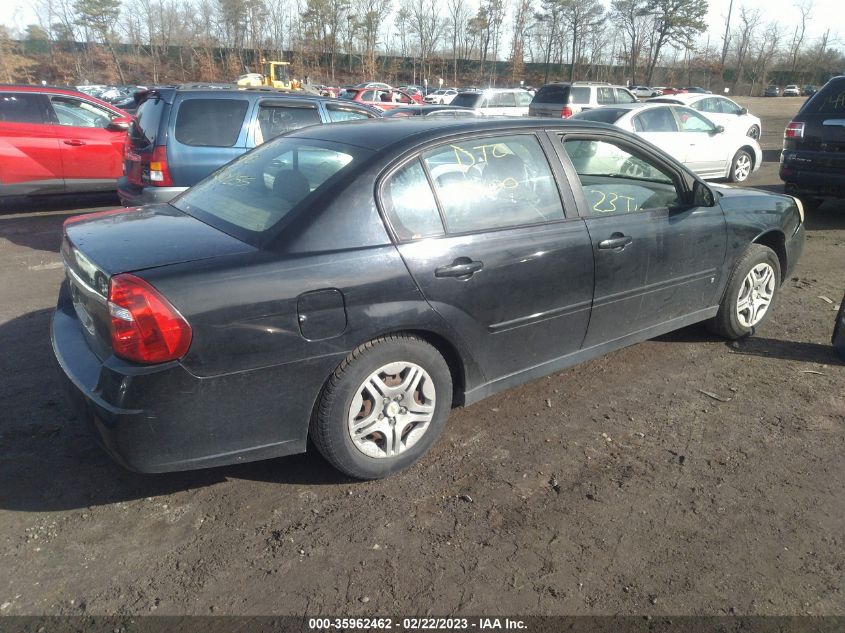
[561,106,573,118]
[108,274,192,364]
[784,121,804,139]
[148,146,173,186]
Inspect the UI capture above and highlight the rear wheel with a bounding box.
[310,334,452,479]
[729,149,753,183]
[707,244,781,339]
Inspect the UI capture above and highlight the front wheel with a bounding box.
[707,244,781,339]
[729,149,753,182]
[309,334,452,479]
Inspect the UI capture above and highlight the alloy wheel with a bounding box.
[736,263,775,327]
[733,153,752,181]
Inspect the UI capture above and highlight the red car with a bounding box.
[339,87,418,111]
[0,85,132,197]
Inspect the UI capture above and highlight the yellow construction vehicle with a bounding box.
[236,61,302,91]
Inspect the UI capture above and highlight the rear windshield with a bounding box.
[173,137,369,242]
[450,93,482,108]
[572,108,626,124]
[129,95,166,147]
[533,85,569,104]
[803,79,845,114]
[174,98,249,147]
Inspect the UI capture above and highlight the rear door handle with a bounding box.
[435,259,483,278]
[62,139,86,146]
[598,233,633,251]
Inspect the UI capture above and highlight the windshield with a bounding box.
[450,93,482,108]
[173,137,368,243]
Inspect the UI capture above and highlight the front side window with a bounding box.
[517,91,533,106]
[254,103,320,143]
[562,137,679,214]
[174,138,365,241]
[674,107,715,132]
[382,160,444,241]
[175,99,249,147]
[597,87,615,104]
[718,98,743,114]
[420,135,564,234]
[50,96,113,128]
[615,88,636,103]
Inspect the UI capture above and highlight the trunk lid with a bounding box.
[61,204,255,360]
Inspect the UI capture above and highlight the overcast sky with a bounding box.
[1,0,840,49]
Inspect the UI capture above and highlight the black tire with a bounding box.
[309,334,452,480]
[747,124,760,139]
[728,149,753,183]
[707,244,781,339]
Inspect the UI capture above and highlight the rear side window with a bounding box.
[130,96,166,147]
[0,93,49,124]
[803,80,845,114]
[255,103,320,144]
[382,160,444,240]
[633,108,679,132]
[533,85,568,104]
[175,99,249,147]
[421,134,564,233]
[491,92,516,107]
[570,87,590,104]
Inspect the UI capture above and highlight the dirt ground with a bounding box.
[0,97,842,618]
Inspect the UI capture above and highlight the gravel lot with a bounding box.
[0,97,842,617]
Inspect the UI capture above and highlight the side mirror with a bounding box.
[107,116,132,131]
[710,124,725,136]
[693,180,716,207]
[739,107,748,115]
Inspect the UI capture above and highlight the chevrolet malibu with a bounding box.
[52,118,805,479]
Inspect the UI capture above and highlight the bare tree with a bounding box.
[788,0,813,74]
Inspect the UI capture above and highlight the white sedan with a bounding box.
[631,85,659,98]
[424,89,458,104]
[647,93,762,139]
[571,103,762,182]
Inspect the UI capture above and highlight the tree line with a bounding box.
[0,0,841,95]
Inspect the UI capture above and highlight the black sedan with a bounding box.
[52,118,805,479]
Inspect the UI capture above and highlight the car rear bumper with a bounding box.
[117,176,187,207]
[51,282,323,473]
[780,147,845,198]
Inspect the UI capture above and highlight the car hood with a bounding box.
[63,204,255,280]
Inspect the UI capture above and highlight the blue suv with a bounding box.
[118,85,381,206]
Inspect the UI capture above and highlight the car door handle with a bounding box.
[598,233,633,251]
[62,139,86,146]
[435,259,483,278]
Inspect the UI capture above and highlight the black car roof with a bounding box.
[287,117,612,151]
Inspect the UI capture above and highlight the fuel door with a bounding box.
[297,289,347,340]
